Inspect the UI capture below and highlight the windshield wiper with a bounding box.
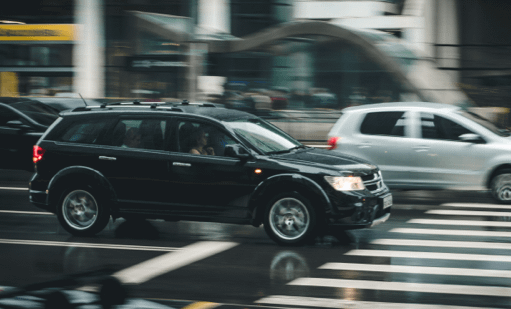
[267,145,308,155]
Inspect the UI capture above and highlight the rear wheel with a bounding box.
[490,169,511,204]
[57,187,110,236]
[263,192,317,246]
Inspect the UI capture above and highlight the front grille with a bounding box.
[362,172,384,194]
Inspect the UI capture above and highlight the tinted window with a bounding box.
[0,105,22,126]
[360,111,405,136]
[177,120,236,156]
[421,113,473,141]
[109,119,167,150]
[60,119,109,144]
[9,101,59,126]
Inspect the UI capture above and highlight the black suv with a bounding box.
[29,101,392,245]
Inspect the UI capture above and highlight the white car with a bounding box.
[327,102,511,203]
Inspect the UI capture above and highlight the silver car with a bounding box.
[327,102,511,203]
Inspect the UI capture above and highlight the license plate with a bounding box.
[383,195,392,209]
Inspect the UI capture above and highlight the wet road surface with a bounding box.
[1,169,510,308]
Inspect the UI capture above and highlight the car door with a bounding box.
[98,116,171,212]
[347,110,415,188]
[167,118,257,219]
[408,111,487,189]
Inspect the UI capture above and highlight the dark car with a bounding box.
[29,100,392,245]
[0,97,60,171]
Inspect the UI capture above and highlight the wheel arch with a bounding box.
[47,166,117,212]
[486,164,511,189]
[249,173,332,227]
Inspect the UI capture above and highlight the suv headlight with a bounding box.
[324,176,365,191]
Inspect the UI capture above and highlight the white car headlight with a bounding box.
[324,176,365,191]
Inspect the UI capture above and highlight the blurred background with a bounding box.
[1,0,510,142]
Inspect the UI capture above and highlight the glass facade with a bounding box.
[207,34,409,113]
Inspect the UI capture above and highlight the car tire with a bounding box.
[57,187,110,236]
[263,191,317,246]
[490,169,511,204]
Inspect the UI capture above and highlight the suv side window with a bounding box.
[177,120,236,156]
[59,119,109,144]
[109,118,167,150]
[360,111,406,136]
[420,113,472,141]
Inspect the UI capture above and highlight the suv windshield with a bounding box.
[11,101,60,126]
[225,118,302,154]
[460,110,511,137]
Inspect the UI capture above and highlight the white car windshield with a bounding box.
[225,118,304,154]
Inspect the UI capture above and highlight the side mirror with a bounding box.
[459,133,484,143]
[6,120,31,130]
[224,144,251,159]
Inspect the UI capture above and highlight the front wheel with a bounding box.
[263,192,317,246]
[490,169,511,204]
[57,188,110,236]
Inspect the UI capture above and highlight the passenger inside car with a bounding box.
[122,127,142,148]
[189,127,215,155]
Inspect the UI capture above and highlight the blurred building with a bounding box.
[0,0,510,110]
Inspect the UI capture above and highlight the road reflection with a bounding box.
[114,219,160,240]
[270,250,310,285]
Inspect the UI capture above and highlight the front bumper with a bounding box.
[326,192,392,229]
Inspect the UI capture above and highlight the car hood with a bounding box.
[270,147,378,174]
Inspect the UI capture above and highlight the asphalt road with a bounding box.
[1,169,510,309]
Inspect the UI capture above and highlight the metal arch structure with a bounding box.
[126,14,472,105]
[207,21,426,102]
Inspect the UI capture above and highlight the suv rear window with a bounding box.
[360,111,405,136]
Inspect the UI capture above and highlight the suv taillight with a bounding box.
[327,137,340,150]
[33,145,46,163]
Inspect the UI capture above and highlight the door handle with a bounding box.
[413,146,430,152]
[99,156,117,161]
[357,142,372,148]
[173,162,191,167]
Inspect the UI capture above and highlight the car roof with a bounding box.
[0,97,42,105]
[60,101,257,122]
[343,102,461,113]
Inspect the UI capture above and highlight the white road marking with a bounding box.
[114,241,238,284]
[371,238,511,250]
[408,219,511,227]
[441,203,511,209]
[427,209,511,217]
[320,262,511,278]
[0,238,180,252]
[345,249,511,262]
[0,210,53,215]
[289,277,511,297]
[0,187,28,191]
[390,227,511,238]
[256,295,497,309]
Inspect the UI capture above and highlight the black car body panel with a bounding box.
[0,98,59,171]
[29,101,391,245]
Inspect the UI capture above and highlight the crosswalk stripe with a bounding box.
[390,227,511,238]
[407,219,511,227]
[288,278,511,297]
[441,203,511,209]
[256,295,494,309]
[0,238,180,251]
[345,249,511,262]
[427,209,511,216]
[371,238,511,250]
[319,262,511,278]
[114,241,238,284]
